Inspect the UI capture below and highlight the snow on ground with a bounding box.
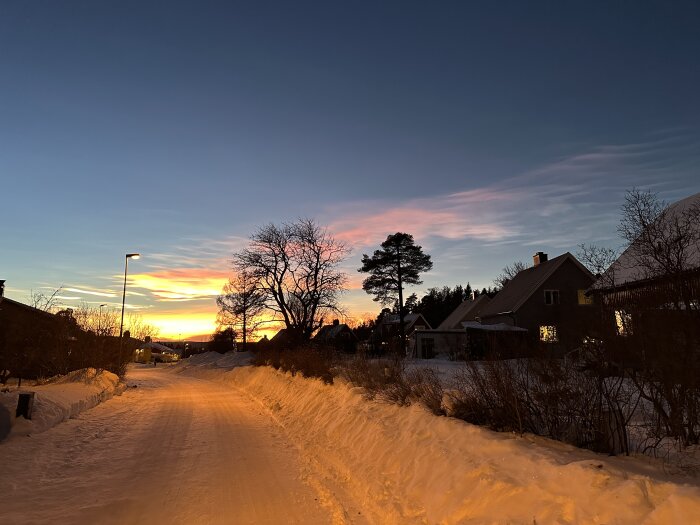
[0,366,333,525]
[177,352,700,524]
[0,368,124,440]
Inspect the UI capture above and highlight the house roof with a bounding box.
[592,192,700,291]
[313,323,356,341]
[479,252,593,319]
[0,295,58,320]
[462,321,528,332]
[383,313,432,330]
[437,295,491,330]
[270,329,289,342]
[144,341,178,354]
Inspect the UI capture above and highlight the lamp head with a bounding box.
[126,253,141,259]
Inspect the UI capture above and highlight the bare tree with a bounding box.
[493,261,528,289]
[29,287,63,312]
[72,303,119,337]
[576,244,619,288]
[618,188,700,307]
[124,312,159,342]
[234,218,349,344]
[217,270,267,351]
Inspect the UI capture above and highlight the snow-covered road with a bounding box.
[0,367,332,525]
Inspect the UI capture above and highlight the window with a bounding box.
[577,290,593,305]
[539,325,559,343]
[544,290,560,305]
[614,310,633,336]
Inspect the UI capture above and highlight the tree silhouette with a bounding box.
[234,218,348,345]
[358,232,432,355]
[217,270,266,351]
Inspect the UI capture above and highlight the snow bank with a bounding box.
[0,368,124,440]
[172,351,252,381]
[178,356,700,524]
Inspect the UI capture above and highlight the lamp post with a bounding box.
[118,253,140,367]
[98,304,107,335]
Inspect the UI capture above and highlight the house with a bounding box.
[477,252,597,351]
[270,328,292,349]
[412,294,491,359]
[137,341,181,362]
[370,312,432,355]
[0,282,66,381]
[313,319,357,353]
[589,192,700,341]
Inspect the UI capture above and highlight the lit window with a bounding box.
[544,290,560,305]
[539,325,559,343]
[614,310,633,336]
[577,290,593,305]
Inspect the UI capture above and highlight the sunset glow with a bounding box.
[128,269,229,301]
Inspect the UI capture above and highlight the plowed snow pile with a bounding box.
[0,368,123,439]
[178,353,700,524]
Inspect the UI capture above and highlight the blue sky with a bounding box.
[2,1,699,338]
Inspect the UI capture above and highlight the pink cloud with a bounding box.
[327,189,518,248]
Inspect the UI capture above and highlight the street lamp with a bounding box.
[118,253,140,366]
[98,304,107,335]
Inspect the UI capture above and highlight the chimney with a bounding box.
[332,319,340,326]
[0,280,4,297]
[533,252,548,266]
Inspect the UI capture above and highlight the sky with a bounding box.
[2,1,699,339]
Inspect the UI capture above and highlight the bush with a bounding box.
[448,357,630,454]
[339,356,446,415]
[251,345,336,384]
[405,367,445,415]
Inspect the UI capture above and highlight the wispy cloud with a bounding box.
[64,287,117,298]
[326,133,700,251]
[328,189,519,248]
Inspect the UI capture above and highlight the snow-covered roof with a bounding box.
[144,341,180,354]
[383,313,432,330]
[461,321,528,332]
[592,192,700,291]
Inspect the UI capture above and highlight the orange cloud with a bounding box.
[128,268,230,301]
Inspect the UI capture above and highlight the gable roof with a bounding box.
[313,323,356,341]
[479,252,593,318]
[270,328,289,342]
[437,295,491,330]
[383,312,432,330]
[592,192,700,291]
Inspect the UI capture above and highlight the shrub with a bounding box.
[252,345,336,384]
[448,357,630,454]
[405,367,445,415]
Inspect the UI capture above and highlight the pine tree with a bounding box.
[358,233,432,355]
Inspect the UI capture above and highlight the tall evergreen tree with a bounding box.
[358,232,432,355]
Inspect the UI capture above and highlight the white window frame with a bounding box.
[544,289,560,305]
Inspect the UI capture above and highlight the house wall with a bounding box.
[413,331,467,359]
